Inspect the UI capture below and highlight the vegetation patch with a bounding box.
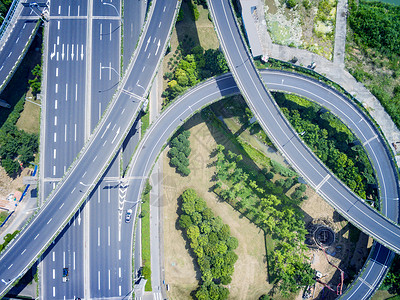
[0,230,20,253]
[211,143,313,296]
[382,255,400,296]
[168,130,192,176]
[140,109,150,136]
[346,0,400,130]
[274,92,378,203]
[263,0,336,59]
[178,188,238,300]
[141,181,152,291]
[162,0,226,107]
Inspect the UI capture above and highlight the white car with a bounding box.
[125,209,133,223]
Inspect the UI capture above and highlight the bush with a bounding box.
[286,0,297,8]
[169,130,191,176]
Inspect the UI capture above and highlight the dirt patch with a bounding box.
[162,113,368,299]
[0,167,30,201]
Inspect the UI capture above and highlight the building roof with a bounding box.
[240,0,264,57]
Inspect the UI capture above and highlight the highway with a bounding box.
[0,1,46,93]
[122,68,397,299]
[41,0,145,299]
[206,0,400,253]
[0,0,180,297]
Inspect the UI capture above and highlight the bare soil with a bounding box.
[16,89,40,135]
[162,113,369,299]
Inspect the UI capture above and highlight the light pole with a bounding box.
[102,2,119,16]
[101,66,121,80]
[79,181,95,187]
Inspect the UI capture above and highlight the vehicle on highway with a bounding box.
[62,268,69,282]
[125,209,132,223]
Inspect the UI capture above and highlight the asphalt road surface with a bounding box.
[0,0,180,297]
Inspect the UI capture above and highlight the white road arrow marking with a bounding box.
[101,122,111,139]
[71,44,74,60]
[50,44,56,59]
[155,40,160,56]
[144,36,151,52]
[111,127,120,144]
[61,44,65,60]
[81,44,84,60]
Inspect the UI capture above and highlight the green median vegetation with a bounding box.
[141,181,152,291]
[168,130,191,176]
[178,188,238,300]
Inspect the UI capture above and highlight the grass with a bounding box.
[0,211,9,224]
[141,182,152,291]
[141,109,150,137]
[16,93,40,134]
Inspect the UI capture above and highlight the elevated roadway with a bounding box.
[0,0,180,297]
[207,0,400,253]
[124,69,397,299]
[0,1,47,94]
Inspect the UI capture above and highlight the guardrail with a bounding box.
[0,0,21,45]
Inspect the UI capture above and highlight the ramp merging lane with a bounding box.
[124,69,397,299]
[206,0,400,254]
[0,0,180,296]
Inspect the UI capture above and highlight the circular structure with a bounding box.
[314,226,335,247]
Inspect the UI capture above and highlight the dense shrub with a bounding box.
[168,130,191,176]
[179,189,237,300]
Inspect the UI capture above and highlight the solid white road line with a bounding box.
[98,271,101,290]
[65,83,68,101]
[108,226,110,246]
